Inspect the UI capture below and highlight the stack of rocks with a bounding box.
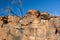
[0,10,60,40]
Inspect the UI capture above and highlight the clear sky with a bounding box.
[0,0,60,16]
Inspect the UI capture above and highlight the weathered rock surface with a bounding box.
[0,10,60,40]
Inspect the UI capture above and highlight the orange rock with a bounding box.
[41,12,50,20]
[26,10,40,18]
[0,10,60,40]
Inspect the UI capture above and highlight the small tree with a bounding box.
[11,0,23,17]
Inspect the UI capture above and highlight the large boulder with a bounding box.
[0,10,60,40]
[41,12,50,20]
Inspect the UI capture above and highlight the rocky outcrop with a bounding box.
[0,10,60,40]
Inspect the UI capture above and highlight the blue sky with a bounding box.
[0,0,60,16]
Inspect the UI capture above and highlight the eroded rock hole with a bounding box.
[3,39,6,40]
[1,17,8,28]
[3,17,8,24]
[55,29,58,34]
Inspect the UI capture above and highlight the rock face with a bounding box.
[0,10,60,40]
